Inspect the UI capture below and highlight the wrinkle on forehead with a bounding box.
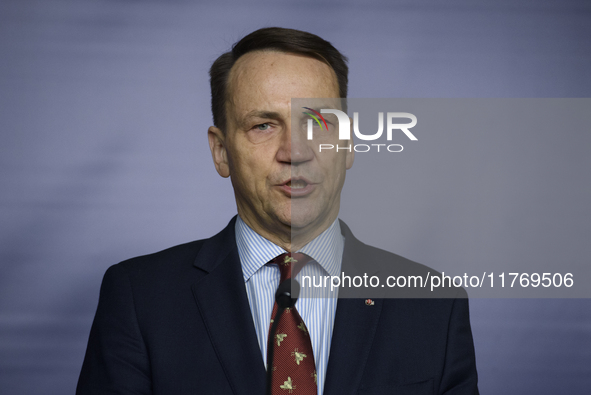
[225,50,339,126]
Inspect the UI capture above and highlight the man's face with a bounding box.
[208,51,353,246]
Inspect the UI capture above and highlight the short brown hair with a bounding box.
[209,27,348,132]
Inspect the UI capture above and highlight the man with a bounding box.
[77,27,478,394]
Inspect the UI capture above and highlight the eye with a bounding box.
[256,123,270,131]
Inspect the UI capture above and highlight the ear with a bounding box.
[345,145,355,169]
[346,117,355,169]
[208,126,230,178]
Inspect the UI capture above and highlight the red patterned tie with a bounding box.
[267,253,317,394]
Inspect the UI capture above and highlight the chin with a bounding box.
[272,200,334,234]
[288,210,327,233]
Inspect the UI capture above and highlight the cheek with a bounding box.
[227,139,280,193]
[320,154,346,176]
[236,158,272,192]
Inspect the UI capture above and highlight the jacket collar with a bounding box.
[191,216,382,395]
[191,216,267,395]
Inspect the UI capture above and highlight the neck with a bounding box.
[238,214,336,252]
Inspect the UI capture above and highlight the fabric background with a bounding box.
[1,1,589,393]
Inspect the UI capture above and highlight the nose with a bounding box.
[276,119,314,165]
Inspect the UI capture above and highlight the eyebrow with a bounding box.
[241,110,282,123]
[302,108,323,117]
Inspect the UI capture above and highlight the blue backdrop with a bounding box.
[1,0,590,393]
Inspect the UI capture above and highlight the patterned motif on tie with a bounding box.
[268,253,317,394]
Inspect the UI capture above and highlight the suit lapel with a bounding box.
[190,218,383,395]
[191,218,266,395]
[323,299,383,395]
[323,222,384,395]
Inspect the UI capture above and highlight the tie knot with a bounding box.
[270,252,311,282]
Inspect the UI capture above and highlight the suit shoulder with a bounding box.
[100,218,238,292]
[360,244,470,297]
[120,239,205,268]
[360,242,436,274]
[96,241,205,292]
[346,236,438,278]
[341,227,466,299]
[340,220,435,275]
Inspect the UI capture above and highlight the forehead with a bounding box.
[226,51,339,119]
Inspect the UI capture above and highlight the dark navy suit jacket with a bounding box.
[77,217,478,394]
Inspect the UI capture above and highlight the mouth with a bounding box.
[286,179,309,189]
[280,177,315,197]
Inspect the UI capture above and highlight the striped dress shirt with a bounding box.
[235,216,344,395]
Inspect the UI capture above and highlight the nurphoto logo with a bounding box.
[303,107,418,153]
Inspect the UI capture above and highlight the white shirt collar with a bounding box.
[235,216,344,281]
